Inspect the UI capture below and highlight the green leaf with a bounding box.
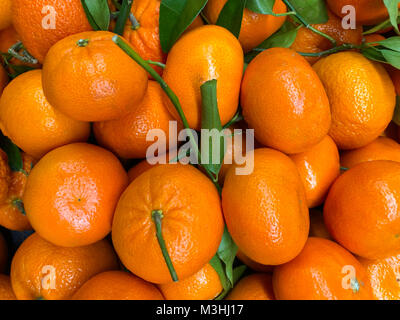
[361,47,386,64]
[383,0,400,34]
[377,37,400,51]
[159,0,208,53]
[246,0,275,14]
[209,255,231,292]
[216,227,238,287]
[113,0,133,35]
[381,49,400,69]
[200,79,227,176]
[216,0,247,38]
[81,0,111,31]
[288,0,328,24]
[393,96,400,126]
[214,265,247,300]
[0,132,23,172]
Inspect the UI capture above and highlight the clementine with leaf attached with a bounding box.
[71,271,164,300]
[314,52,396,150]
[0,151,34,231]
[10,233,118,300]
[204,0,287,52]
[290,136,340,208]
[0,70,90,159]
[12,0,92,63]
[324,160,400,260]
[158,263,223,300]
[163,25,243,130]
[226,274,275,300]
[42,31,148,122]
[23,143,128,247]
[112,164,224,284]
[222,148,309,266]
[273,237,373,300]
[241,47,331,154]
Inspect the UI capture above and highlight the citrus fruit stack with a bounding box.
[0,0,399,301]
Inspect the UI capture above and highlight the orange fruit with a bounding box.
[341,137,400,169]
[123,0,167,76]
[236,250,273,273]
[0,275,16,300]
[309,209,332,240]
[390,68,400,96]
[241,48,331,154]
[0,151,34,231]
[273,237,373,300]
[0,0,12,31]
[128,160,156,183]
[42,31,148,122]
[324,160,400,260]
[0,65,7,95]
[226,274,275,300]
[327,0,400,25]
[222,148,309,266]
[363,34,386,45]
[112,164,224,284]
[359,251,400,300]
[314,52,396,150]
[0,231,7,273]
[290,135,340,208]
[23,143,128,247]
[158,263,223,300]
[290,10,363,64]
[163,25,243,130]
[71,271,164,300]
[10,233,118,300]
[12,0,92,63]
[94,81,177,159]
[0,70,90,159]
[204,0,287,53]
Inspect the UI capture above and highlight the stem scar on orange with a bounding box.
[42,31,148,122]
[112,163,224,284]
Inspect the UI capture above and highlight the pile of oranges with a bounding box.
[0,0,400,301]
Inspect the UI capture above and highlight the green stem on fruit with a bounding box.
[297,43,360,57]
[147,60,166,69]
[112,35,222,194]
[363,11,400,35]
[114,0,133,35]
[281,0,337,46]
[76,39,89,47]
[8,41,38,65]
[151,210,178,282]
[129,13,140,30]
[12,199,26,215]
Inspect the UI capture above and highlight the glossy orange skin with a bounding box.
[359,252,400,300]
[290,136,340,208]
[12,0,92,63]
[123,0,166,76]
[10,233,118,300]
[291,11,362,64]
[72,271,164,300]
[23,143,128,247]
[163,25,243,130]
[42,31,148,122]
[112,164,224,284]
[128,160,156,183]
[0,232,7,273]
[0,70,90,159]
[158,263,223,300]
[222,148,309,266]
[0,275,16,300]
[274,238,373,300]
[204,0,287,53]
[236,250,273,273]
[327,0,400,25]
[0,151,34,231]
[0,0,12,31]
[324,161,400,260]
[226,274,275,300]
[241,48,331,155]
[341,137,400,169]
[314,52,396,150]
[363,34,386,45]
[309,209,332,240]
[0,65,7,95]
[94,81,177,159]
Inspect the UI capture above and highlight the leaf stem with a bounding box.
[129,12,140,30]
[281,0,337,46]
[151,210,178,282]
[114,0,133,35]
[8,41,38,65]
[112,35,222,194]
[147,60,166,69]
[297,43,360,57]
